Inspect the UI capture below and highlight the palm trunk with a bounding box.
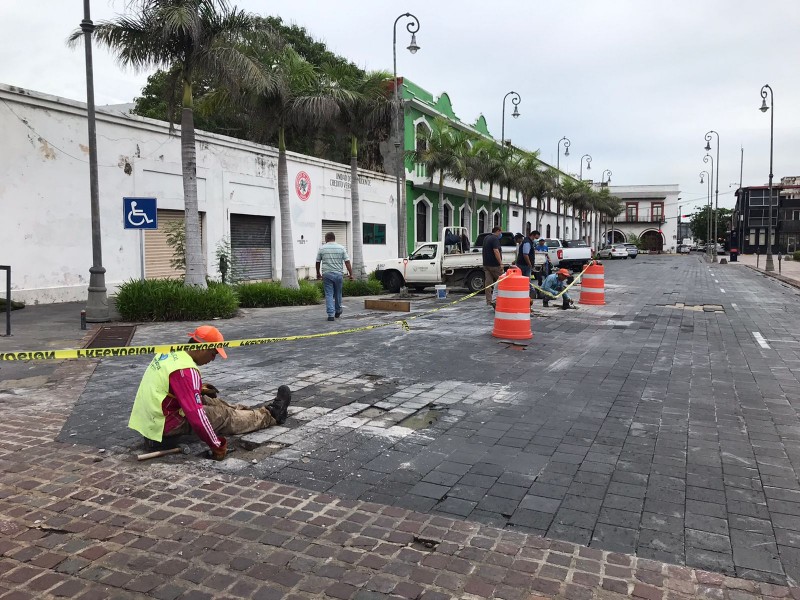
[471,181,478,234]
[465,180,472,237]
[437,171,445,241]
[278,128,299,289]
[505,186,511,232]
[556,199,560,238]
[488,182,494,229]
[181,81,206,288]
[350,135,365,280]
[522,198,529,234]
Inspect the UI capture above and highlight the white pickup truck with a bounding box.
[372,227,518,292]
[539,239,593,270]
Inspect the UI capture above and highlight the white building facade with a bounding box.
[598,184,681,252]
[0,84,398,304]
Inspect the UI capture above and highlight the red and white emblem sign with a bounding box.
[295,171,311,201]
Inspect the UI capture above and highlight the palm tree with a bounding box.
[237,46,352,288]
[448,130,479,237]
[513,153,545,233]
[407,118,459,241]
[338,69,393,279]
[71,0,273,287]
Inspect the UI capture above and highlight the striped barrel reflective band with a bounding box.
[497,290,531,299]
[582,274,605,280]
[493,311,531,321]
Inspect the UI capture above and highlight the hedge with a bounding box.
[236,281,322,308]
[115,279,239,321]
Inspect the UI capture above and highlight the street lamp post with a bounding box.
[760,84,775,272]
[704,131,720,263]
[703,155,714,261]
[601,170,613,244]
[556,137,570,238]
[578,155,591,242]
[501,91,521,149]
[579,154,592,181]
[81,0,109,322]
[392,12,420,260]
[500,91,521,230]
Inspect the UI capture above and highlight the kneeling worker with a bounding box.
[542,268,578,310]
[128,325,291,460]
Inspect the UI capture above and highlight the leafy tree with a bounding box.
[72,0,273,288]
[407,118,460,241]
[689,207,732,242]
[337,69,393,278]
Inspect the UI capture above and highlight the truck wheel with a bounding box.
[384,271,404,293]
[465,270,485,293]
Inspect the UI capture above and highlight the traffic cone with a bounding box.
[579,262,605,305]
[492,267,533,340]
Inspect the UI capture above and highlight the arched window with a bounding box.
[416,200,428,243]
[493,211,501,229]
[526,221,532,235]
[443,204,452,228]
[415,123,428,154]
[546,224,551,238]
[478,210,487,234]
[460,205,472,232]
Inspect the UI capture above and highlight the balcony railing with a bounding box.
[614,209,664,224]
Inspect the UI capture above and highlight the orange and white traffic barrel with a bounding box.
[492,267,533,340]
[579,262,605,305]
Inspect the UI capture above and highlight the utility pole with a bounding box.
[81,0,109,322]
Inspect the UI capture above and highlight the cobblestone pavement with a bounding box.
[3,255,800,598]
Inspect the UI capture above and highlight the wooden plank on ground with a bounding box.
[365,299,411,312]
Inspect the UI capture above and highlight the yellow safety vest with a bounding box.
[128,351,197,442]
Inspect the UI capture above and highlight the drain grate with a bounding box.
[84,325,136,349]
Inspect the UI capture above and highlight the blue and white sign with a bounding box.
[123,197,157,230]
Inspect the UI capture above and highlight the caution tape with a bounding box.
[0,279,492,361]
[528,260,596,299]
[0,262,599,361]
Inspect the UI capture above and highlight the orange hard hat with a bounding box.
[188,325,227,359]
[557,268,570,277]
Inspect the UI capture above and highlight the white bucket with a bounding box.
[435,284,447,299]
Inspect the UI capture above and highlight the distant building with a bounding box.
[732,177,800,254]
[593,184,681,253]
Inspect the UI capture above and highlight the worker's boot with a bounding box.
[562,298,578,310]
[543,299,549,308]
[267,385,292,425]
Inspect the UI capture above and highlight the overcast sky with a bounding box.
[3,0,799,214]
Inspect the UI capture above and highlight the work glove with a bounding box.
[210,437,227,461]
[201,383,219,398]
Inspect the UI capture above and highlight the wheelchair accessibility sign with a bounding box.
[123,197,157,230]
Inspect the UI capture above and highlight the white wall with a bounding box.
[0,84,397,303]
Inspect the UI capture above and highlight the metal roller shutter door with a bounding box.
[321,220,349,254]
[144,210,205,279]
[230,214,273,281]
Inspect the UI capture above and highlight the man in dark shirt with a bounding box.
[482,227,504,306]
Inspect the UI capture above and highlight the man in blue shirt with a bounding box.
[542,268,577,310]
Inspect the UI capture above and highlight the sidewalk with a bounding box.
[727,253,800,288]
[0,301,94,389]
[1,363,798,598]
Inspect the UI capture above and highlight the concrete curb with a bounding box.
[741,263,800,290]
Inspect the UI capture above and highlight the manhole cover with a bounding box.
[84,325,136,349]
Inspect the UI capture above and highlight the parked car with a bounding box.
[678,244,691,254]
[540,239,593,270]
[597,244,629,259]
[622,243,639,259]
[716,243,725,255]
[694,244,706,252]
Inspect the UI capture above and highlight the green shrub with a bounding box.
[0,297,24,310]
[793,251,800,262]
[115,278,239,321]
[236,281,321,308]
[313,276,383,297]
